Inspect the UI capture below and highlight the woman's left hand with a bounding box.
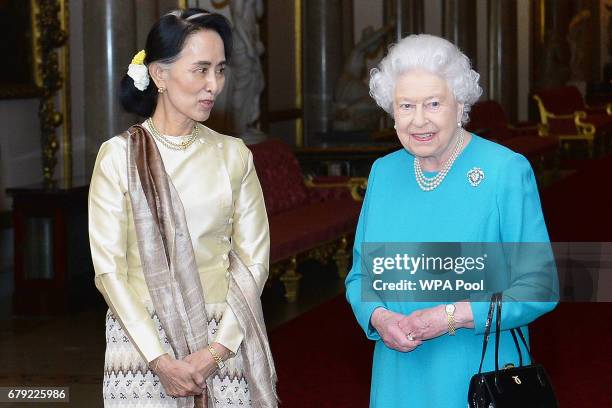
[183,342,231,381]
[399,302,475,341]
[398,305,448,341]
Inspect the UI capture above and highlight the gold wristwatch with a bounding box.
[445,304,456,336]
[208,345,225,369]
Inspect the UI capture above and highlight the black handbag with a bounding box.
[468,293,558,408]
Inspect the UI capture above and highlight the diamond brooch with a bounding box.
[467,167,485,187]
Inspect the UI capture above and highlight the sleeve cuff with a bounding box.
[470,297,491,335]
[127,318,168,363]
[362,303,386,341]
[214,305,245,354]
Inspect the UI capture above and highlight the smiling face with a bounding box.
[152,29,226,123]
[393,69,463,168]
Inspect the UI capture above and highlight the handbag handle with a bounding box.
[494,292,502,372]
[512,325,535,365]
[494,295,537,368]
[477,293,498,374]
[509,329,523,367]
[493,294,547,392]
[478,293,535,374]
[477,292,547,393]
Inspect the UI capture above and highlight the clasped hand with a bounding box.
[370,305,451,353]
[150,343,230,397]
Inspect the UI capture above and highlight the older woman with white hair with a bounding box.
[345,34,557,407]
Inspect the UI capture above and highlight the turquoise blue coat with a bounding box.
[345,135,558,407]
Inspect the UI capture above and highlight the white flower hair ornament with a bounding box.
[127,50,150,91]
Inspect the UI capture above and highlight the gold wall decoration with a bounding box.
[59,0,71,185]
[34,0,69,185]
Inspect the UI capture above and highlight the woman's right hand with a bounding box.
[150,353,205,397]
[370,308,422,352]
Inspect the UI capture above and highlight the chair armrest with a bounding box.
[547,111,596,135]
[544,112,575,120]
[305,176,367,201]
[573,111,596,137]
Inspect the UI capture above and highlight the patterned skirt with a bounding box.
[102,303,251,407]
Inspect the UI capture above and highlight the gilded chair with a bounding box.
[532,86,612,157]
[248,139,365,301]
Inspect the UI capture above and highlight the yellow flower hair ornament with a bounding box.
[127,50,150,91]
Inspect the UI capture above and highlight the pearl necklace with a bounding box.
[414,128,465,191]
[146,118,199,150]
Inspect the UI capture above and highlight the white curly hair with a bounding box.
[369,34,482,124]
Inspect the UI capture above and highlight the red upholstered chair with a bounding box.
[248,139,365,301]
[532,86,612,157]
[466,100,559,178]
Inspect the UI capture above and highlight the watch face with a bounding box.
[445,304,456,314]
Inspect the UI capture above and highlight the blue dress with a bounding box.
[345,135,558,408]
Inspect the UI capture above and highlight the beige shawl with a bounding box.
[123,125,277,408]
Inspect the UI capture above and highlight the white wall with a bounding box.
[0,98,44,210]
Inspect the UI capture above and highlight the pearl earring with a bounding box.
[158,87,165,94]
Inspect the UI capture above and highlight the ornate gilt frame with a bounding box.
[35,0,70,184]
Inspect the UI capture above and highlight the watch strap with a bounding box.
[446,304,456,335]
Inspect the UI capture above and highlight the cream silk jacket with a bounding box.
[88,123,270,363]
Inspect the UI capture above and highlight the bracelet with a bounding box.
[207,345,225,370]
[149,356,162,373]
[445,304,457,336]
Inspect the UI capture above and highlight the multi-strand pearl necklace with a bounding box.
[413,128,465,191]
[146,117,199,150]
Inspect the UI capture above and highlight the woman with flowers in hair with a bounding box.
[88,8,276,408]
